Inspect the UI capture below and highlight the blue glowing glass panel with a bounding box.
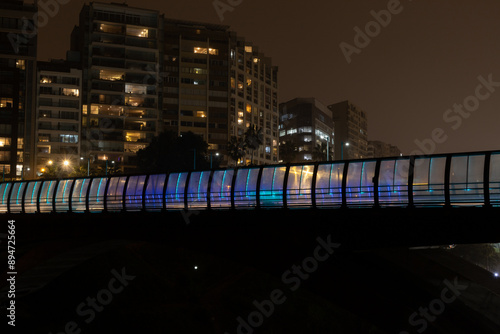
[9,182,27,213]
[71,178,90,213]
[187,171,210,209]
[106,176,127,212]
[413,157,446,206]
[0,182,12,213]
[55,179,74,212]
[379,159,409,207]
[24,181,41,213]
[450,154,484,205]
[165,172,188,209]
[260,166,286,207]
[210,169,234,208]
[346,161,376,207]
[39,180,57,213]
[144,174,166,211]
[234,168,259,208]
[125,175,146,211]
[88,177,108,212]
[490,153,500,206]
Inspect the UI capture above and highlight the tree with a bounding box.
[227,136,246,166]
[244,125,263,165]
[136,131,214,173]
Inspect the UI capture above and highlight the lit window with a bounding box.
[237,111,244,118]
[126,27,148,38]
[245,46,252,53]
[303,135,312,142]
[90,105,99,114]
[246,104,252,113]
[0,137,11,147]
[62,88,79,97]
[304,154,312,160]
[253,58,259,63]
[0,98,13,108]
[100,24,122,34]
[125,84,147,95]
[82,105,87,115]
[196,111,206,118]
[237,118,243,125]
[246,78,252,86]
[99,70,124,81]
[16,60,25,70]
[193,47,218,55]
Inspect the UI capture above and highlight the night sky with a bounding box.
[36,0,500,155]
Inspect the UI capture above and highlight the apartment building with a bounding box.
[328,100,368,160]
[279,98,334,163]
[35,59,82,175]
[0,0,37,179]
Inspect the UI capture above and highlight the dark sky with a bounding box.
[36,0,500,155]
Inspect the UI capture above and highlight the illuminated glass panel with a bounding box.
[165,173,188,209]
[0,182,12,213]
[88,177,108,212]
[144,174,166,211]
[71,178,90,213]
[55,179,74,212]
[39,180,57,213]
[260,166,286,207]
[210,169,234,208]
[413,157,446,206]
[24,181,41,213]
[125,175,146,211]
[9,182,27,213]
[315,163,344,207]
[106,176,127,212]
[234,168,259,208]
[287,165,314,207]
[187,171,210,209]
[345,161,376,206]
[490,153,500,206]
[379,159,410,206]
[450,155,485,205]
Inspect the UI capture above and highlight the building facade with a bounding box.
[367,140,401,158]
[35,60,82,175]
[71,2,162,173]
[162,19,279,166]
[328,100,368,160]
[0,0,37,179]
[279,98,334,163]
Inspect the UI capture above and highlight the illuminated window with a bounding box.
[253,58,259,63]
[246,104,252,113]
[125,132,144,142]
[245,46,252,53]
[16,60,25,70]
[126,26,148,38]
[82,105,87,115]
[99,70,124,81]
[237,118,243,125]
[125,84,147,95]
[246,78,252,86]
[196,111,206,118]
[0,137,11,147]
[90,105,99,114]
[238,111,244,118]
[193,47,218,55]
[62,88,79,97]
[125,96,144,107]
[100,24,122,34]
[0,98,13,108]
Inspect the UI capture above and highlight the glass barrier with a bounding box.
[9,182,27,213]
[23,181,41,213]
[187,171,210,209]
[234,168,259,208]
[106,176,128,212]
[346,161,376,207]
[125,175,147,211]
[0,182,12,213]
[71,178,91,213]
[165,172,188,209]
[315,163,344,208]
[210,169,234,208]
[413,157,446,206]
[54,179,74,212]
[144,174,166,211]
[287,165,314,207]
[490,153,500,206]
[450,154,485,205]
[260,166,286,208]
[88,177,108,212]
[39,180,57,213]
[379,159,410,206]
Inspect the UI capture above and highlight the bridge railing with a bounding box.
[0,150,499,214]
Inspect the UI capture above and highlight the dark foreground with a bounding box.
[1,208,499,333]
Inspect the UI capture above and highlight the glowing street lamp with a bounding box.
[341,141,349,160]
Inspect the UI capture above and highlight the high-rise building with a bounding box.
[367,140,401,158]
[0,0,37,179]
[162,19,279,166]
[35,59,82,175]
[328,100,368,160]
[279,98,334,163]
[71,2,162,173]
[71,3,278,170]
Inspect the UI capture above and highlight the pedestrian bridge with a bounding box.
[1,150,499,214]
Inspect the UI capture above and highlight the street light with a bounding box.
[341,141,349,160]
[63,160,70,167]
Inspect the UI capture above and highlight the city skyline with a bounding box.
[34,0,500,156]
